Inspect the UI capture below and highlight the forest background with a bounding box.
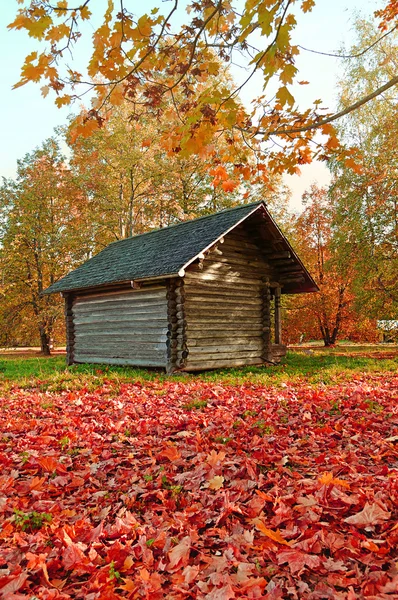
[0,0,397,354]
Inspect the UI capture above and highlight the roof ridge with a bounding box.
[106,201,263,247]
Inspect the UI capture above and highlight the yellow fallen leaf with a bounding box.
[208,475,224,490]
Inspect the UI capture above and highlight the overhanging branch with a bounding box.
[264,74,398,137]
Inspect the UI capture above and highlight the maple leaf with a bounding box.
[301,0,316,12]
[62,542,87,569]
[159,445,181,461]
[168,536,191,569]
[254,519,291,546]
[318,472,350,488]
[277,549,321,574]
[276,86,295,108]
[344,502,391,528]
[221,179,238,192]
[0,572,28,597]
[208,475,224,490]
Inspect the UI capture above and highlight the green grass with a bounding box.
[0,349,396,391]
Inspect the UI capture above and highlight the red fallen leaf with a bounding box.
[37,456,67,474]
[277,549,321,575]
[182,564,200,584]
[27,476,47,491]
[0,572,28,597]
[26,552,51,584]
[62,542,86,569]
[168,536,191,569]
[344,502,391,528]
[158,445,181,461]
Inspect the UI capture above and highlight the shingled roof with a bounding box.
[44,201,318,295]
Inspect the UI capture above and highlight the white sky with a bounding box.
[0,0,382,211]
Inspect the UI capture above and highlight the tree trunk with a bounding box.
[39,327,51,355]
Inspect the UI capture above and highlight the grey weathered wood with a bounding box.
[74,355,167,367]
[73,299,167,314]
[74,287,165,303]
[262,282,272,362]
[65,294,75,365]
[74,311,168,323]
[189,334,261,344]
[189,343,262,355]
[75,329,170,337]
[183,358,264,371]
[185,306,261,318]
[73,286,168,367]
[74,314,168,325]
[274,286,282,345]
[186,323,261,332]
[184,285,261,299]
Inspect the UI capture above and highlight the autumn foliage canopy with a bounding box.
[8,0,398,178]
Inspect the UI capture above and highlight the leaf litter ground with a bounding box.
[0,374,397,599]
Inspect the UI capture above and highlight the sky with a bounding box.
[0,0,382,211]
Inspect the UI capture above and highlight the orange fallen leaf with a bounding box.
[255,519,292,546]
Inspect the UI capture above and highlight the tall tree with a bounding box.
[285,185,355,346]
[0,139,89,353]
[331,20,398,321]
[68,97,288,245]
[8,1,398,175]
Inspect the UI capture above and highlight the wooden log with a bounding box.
[221,239,260,252]
[75,332,168,342]
[203,253,270,269]
[73,299,167,313]
[75,342,168,352]
[74,287,166,304]
[73,307,169,320]
[184,277,262,293]
[74,346,167,358]
[186,349,263,360]
[74,355,167,367]
[188,343,262,355]
[185,272,263,286]
[262,251,291,259]
[185,295,260,306]
[185,311,261,322]
[74,313,168,324]
[186,323,261,332]
[74,323,171,333]
[65,294,75,365]
[189,331,262,348]
[274,286,282,345]
[187,318,263,326]
[262,283,272,362]
[279,276,305,284]
[185,302,260,313]
[184,287,261,301]
[183,357,264,371]
[190,262,266,278]
[166,279,178,372]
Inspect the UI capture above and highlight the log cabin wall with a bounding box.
[71,285,169,367]
[183,224,275,371]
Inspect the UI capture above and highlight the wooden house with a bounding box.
[45,201,318,371]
